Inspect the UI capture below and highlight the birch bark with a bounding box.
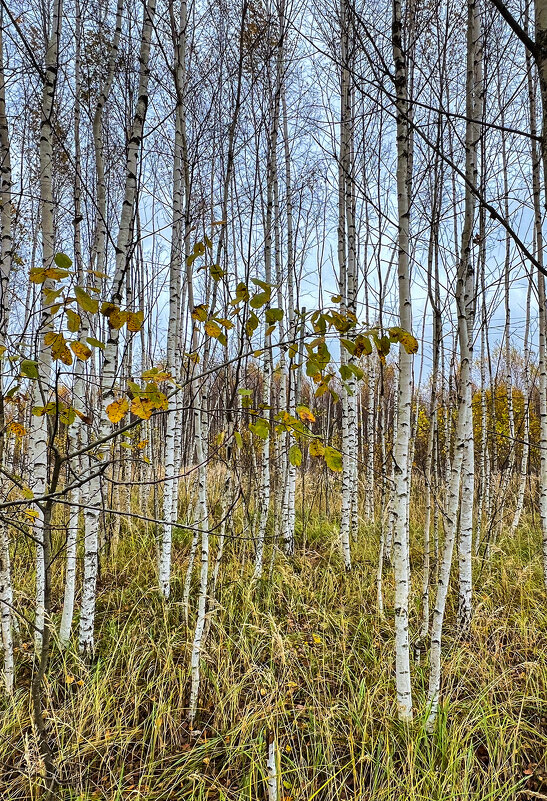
[391,0,413,721]
[80,0,156,653]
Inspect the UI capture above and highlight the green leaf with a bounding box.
[21,359,39,380]
[232,282,250,304]
[75,286,99,314]
[128,380,142,397]
[86,337,105,349]
[265,307,284,324]
[246,311,259,337]
[306,358,320,377]
[54,253,73,270]
[324,446,343,472]
[340,338,356,355]
[341,363,364,381]
[59,406,77,426]
[379,335,391,355]
[288,443,302,467]
[210,263,225,281]
[354,335,372,357]
[250,291,271,309]
[5,384,20,399]
[249,417,269,440]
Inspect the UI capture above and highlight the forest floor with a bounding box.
[1,512,547,800]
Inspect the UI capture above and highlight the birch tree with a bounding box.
[391,0,413,722]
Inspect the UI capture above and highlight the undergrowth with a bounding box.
[1,507,546,800]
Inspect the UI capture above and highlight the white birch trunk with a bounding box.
[457,0,481,633]
[188,405,209,726]
[0,10,14,690]
[31,0,63,650]
[159,0,186,598]
[80,0,156,654]
[266,732,279,801]
[0,523,13,693]
[391,0,413,721]
[428,0,480,725]
[254,37,281,575]
[511,282,531,534]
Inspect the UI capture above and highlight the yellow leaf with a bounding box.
[107,308,129,329]
[101,301,117,316]
[65,674,75,684]
[43,288,63,306]
[29,268,48,284]
[141,369,173,384]
[131,397,154,420]
[152,392,168,411]
[400,331,419,354]
[309,439,325,457]
[25,508,39,520]
[296,405,316,423]
[192,304,208,322]
[389,326,418,354]
[106,397,129,424]
[126,310,144,332]
[136,439,148,449]
[44,332,73,365]
[70,341,92,361]
[204,320,222,338]
[214,318,234,329]
[29,266,70,283]
[66,309,81,333]
[7,421,27,437]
